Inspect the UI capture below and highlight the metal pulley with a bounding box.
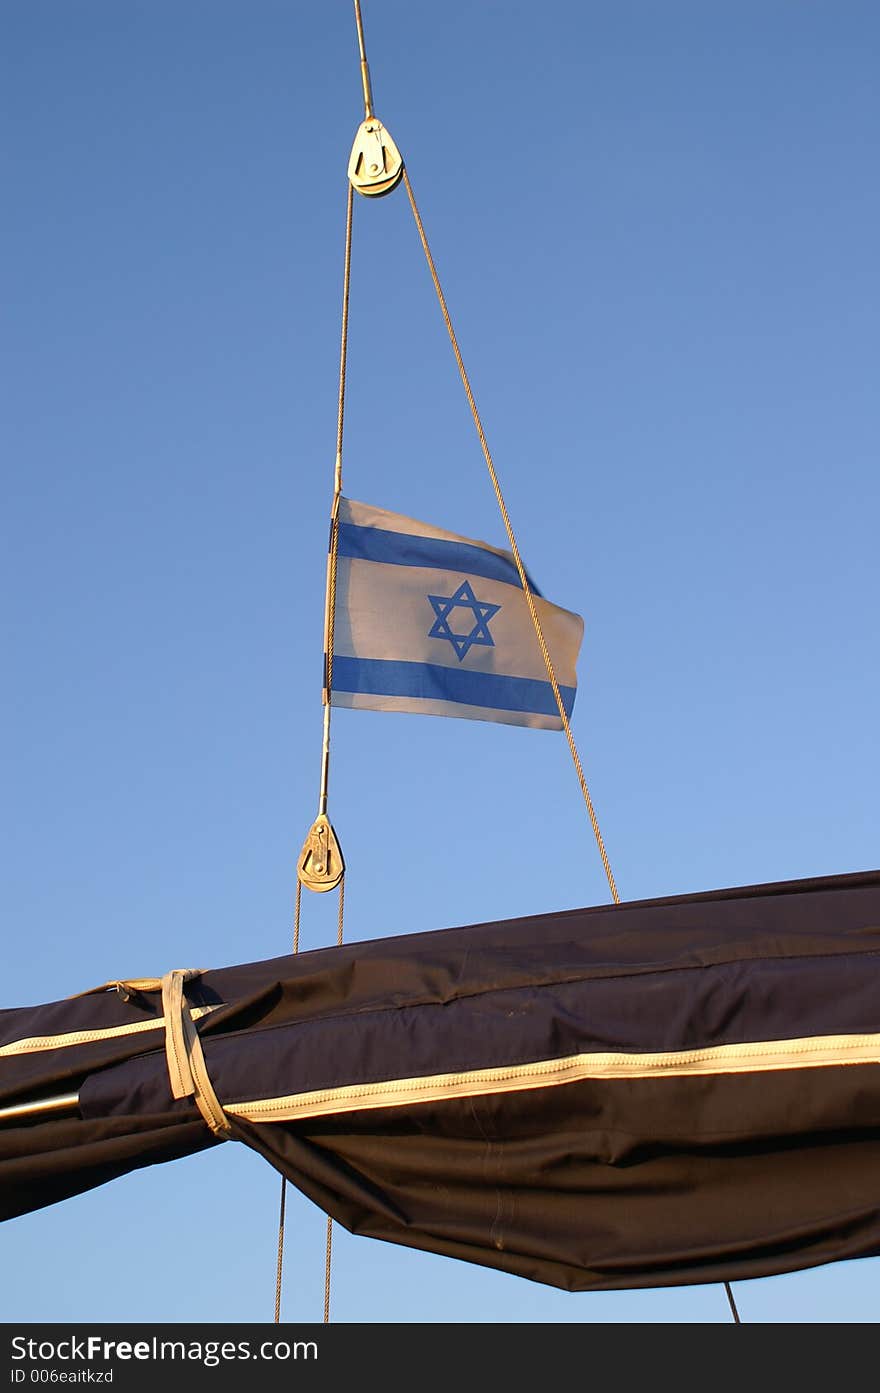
[348,118,403,197]
[297,813,345,893]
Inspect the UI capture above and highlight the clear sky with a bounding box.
[2,0,879,1325]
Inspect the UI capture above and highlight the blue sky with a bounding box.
[2,1,879,1324]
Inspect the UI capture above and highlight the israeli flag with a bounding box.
[328,498,584,730]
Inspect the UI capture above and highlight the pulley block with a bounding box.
[348,118,403,197]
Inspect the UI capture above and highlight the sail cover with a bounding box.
[3,868,880,1292]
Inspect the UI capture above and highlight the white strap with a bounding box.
[161,970,232,1140]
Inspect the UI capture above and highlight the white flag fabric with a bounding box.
[328,498,584,730]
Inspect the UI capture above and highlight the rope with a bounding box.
[274,181,354,1326]
[323,1218,334,1323]
[336,875,345,946]
[273,1177,287,1324]
[336,183,354,465]
[326,182,354,701]
[316,184,353,1328]
[724,1281,741,1323]
[272,874,345,1320]
[321,876,346,1324]
[401,169,619,905]
[292,878,302,956]
[273,878,303,1325]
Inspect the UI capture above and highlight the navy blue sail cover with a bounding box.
[2,868,880,1291]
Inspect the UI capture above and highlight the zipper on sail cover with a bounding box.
[224,1031,880,1124]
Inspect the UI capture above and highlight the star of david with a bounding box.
[427,580,501,661]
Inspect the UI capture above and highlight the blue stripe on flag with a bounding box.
[337,523,543,597]
[331,656,575,718]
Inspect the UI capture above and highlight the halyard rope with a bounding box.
[274,183,354,1327]
[401,169,620,906]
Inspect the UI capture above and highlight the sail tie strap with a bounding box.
[161,969,232,1140]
